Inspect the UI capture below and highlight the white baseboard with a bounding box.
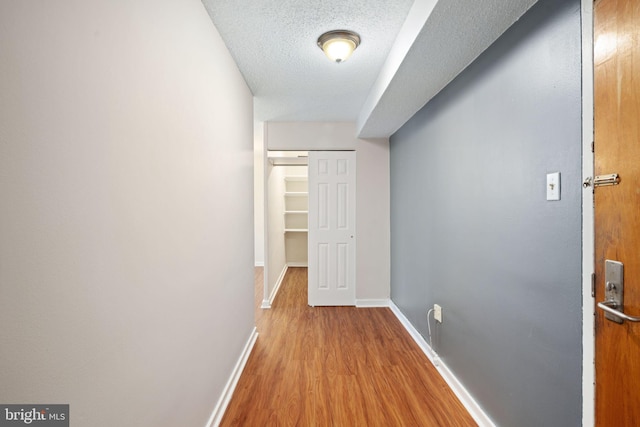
[254,261,264,267]
[269,264,288,305]
[388,301,495,427]
[206,327,258,427]
[286,262,308,267]
[262,264,288,309]
[356,299,390,308]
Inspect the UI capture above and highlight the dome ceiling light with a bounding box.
[317,30,361,63]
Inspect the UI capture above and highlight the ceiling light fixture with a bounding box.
[317,30,361,63]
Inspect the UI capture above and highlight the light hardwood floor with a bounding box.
[222,267,476,426]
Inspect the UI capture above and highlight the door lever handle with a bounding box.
[597,300,640,323]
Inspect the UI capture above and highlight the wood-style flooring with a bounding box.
[221,267,476,426]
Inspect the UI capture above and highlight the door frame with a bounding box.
[261,150,309,309]
[262,149,360,308]
[581,0,595,425]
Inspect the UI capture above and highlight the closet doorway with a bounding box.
[263,151,357,308]
[262,151,309,308]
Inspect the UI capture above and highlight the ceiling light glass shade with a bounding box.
[317,30,361,63]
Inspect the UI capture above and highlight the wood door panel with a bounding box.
[594,0,640,425]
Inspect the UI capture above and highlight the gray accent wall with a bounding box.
[389,0,582,426]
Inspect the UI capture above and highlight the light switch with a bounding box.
[547,172,560,201]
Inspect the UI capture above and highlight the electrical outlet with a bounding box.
[434,304,442,323]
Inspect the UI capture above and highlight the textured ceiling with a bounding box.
[202,0,539,138]
[201,0,414,123]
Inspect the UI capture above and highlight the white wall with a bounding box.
[266,122,391,302]
[265,164,287,304]
[254,122,265,266]
[355,138,391,301]
[0,1,254,426]
[267,122,358,150]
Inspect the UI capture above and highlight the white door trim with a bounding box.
[581,0,595,425]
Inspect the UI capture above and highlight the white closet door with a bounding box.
[308,151,356,306]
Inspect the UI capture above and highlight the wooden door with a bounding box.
[594,0,640,425]
[308,151,356,306]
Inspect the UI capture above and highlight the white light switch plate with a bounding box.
[547,172,560,201]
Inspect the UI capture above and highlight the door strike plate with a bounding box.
[604,260,624,324]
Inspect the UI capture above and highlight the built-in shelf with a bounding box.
[281,171,308,265]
